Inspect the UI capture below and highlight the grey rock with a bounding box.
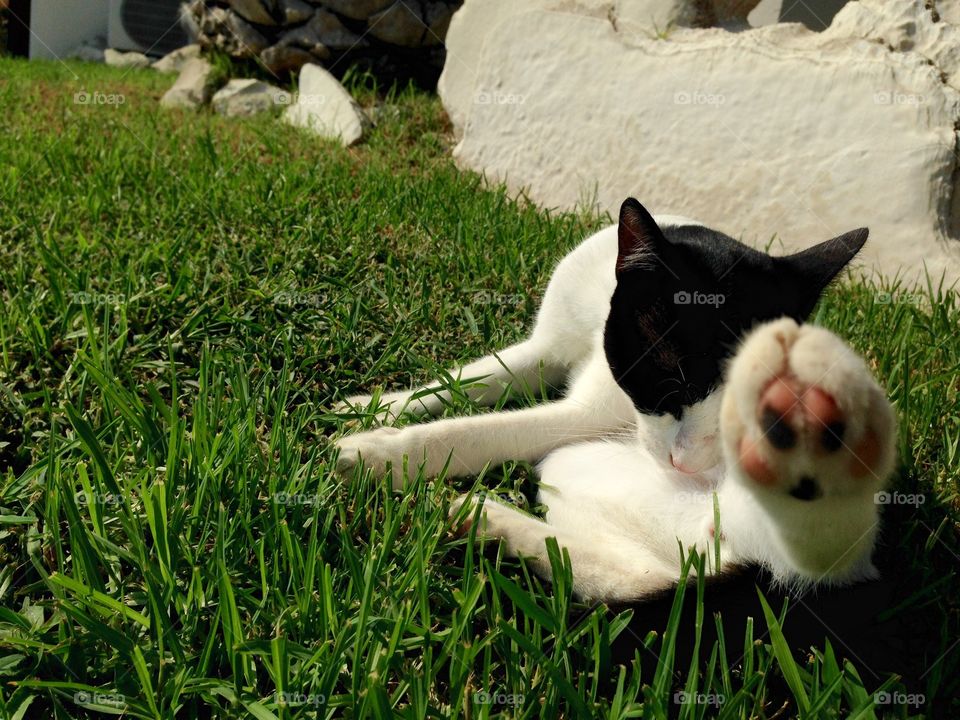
[160,57,215,109]
[225,12,270,57]
[104,48,151,69]
[278,0,315,24]
[260,44,319,73]
[368,2,428,47]
[320,0,395,21]
[212,78,290,116]
[228,0,276,26]
[152,44,202,73]
[283,63,367,145]
[279,8,364,52]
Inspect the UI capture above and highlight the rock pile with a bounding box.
[181,0,461,84]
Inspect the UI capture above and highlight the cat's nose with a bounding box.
[758,377,845,453]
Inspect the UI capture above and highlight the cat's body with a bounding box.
[336,199,896,601]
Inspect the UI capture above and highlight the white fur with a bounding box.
[336,221,896,602]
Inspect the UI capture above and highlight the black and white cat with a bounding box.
[335,198,896,602]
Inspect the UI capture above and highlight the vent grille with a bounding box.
[120,0,187,55]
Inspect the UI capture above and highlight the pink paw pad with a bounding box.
[757,376,846,453]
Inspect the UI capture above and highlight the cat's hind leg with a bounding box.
[450,493,677,603]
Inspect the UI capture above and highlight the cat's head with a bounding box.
[604,198,866,469]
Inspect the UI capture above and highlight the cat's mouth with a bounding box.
[788,475,822,502]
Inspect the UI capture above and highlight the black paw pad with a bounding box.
[760,407,797,450]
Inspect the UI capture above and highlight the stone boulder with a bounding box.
[160,58,216,109]
[152,44,202,74]
[439,0,763,132]
[104,48,151,69]
[183,0,462,80]
[283,63,368,145]
[212,78,290,116]
[440,0,960,285]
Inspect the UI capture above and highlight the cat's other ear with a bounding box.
[781,228,868,319]
[617,197,667,276]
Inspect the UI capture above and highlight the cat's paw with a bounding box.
[334,426,408,484]
[448,493,516,541]
[722,318,896,501]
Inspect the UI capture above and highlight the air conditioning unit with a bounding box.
[108,0,189,56]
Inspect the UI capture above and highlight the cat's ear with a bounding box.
[781,228,868,318]
[617,197,667,276]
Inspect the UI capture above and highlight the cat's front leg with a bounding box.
[335,398,622,488]
[719,318,897,582]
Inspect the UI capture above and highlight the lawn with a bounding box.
[0,57,958,718]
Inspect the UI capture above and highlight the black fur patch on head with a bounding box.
[604,198,866,419]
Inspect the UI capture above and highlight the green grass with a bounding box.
[0,57,957,718]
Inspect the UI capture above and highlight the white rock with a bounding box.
[439,0,751,132]
[283,64,367,146]
[939,1,960,26]
[447,8,960,285]
[212,78,290,116]
[160,58,215,109]
[68,42,106,63]
[152,44,202,74]
[104,48,151,69]
[824,0,960,92]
